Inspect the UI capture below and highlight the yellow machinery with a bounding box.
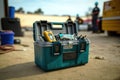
[102,0,120,35]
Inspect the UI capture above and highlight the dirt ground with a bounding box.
[0,31,120,80]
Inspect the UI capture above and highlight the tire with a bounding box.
[107,31,117,36]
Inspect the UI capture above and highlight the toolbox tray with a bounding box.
[33,21,77,41]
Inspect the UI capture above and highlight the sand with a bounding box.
[0,31,120,80]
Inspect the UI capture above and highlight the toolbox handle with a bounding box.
[39,21,48,36]
[65,22,77,34]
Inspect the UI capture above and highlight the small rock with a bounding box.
[94,56,105,60]
[21,44,29,47]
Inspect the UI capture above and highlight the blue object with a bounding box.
[59,33,75,40]
[9,6,15,18]
[0,31,14,45]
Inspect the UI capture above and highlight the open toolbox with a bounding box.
[33,21,90,71]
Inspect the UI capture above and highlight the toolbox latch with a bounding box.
[53,43,61,56]
[80,42,86,52]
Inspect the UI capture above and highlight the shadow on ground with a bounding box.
[0,62,45,80]
[114,77,120,80]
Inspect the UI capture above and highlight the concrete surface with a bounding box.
[0,31,120,80]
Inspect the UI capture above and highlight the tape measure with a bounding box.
[43,30,56,42]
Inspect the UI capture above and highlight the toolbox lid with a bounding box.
[33,20,78,41]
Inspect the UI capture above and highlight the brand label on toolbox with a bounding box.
[63,52,77,60]
[63,41,73,49]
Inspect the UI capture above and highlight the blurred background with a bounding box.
[0,0,108,29]
[0,0,120,80]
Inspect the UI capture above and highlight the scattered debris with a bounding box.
[14,48,27,51]
[20,44,29,47]
[0,45,15,54]
[0,44,15,51]
[14,39,21,44]
[0,44,27,54]
[14,39,29,47]
[116,45,120,48]
[94,56,105,60]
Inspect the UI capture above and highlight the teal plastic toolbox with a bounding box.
[33,21,89,71]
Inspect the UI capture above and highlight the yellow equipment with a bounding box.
[43,30,56,42]
[102,0,120,35]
